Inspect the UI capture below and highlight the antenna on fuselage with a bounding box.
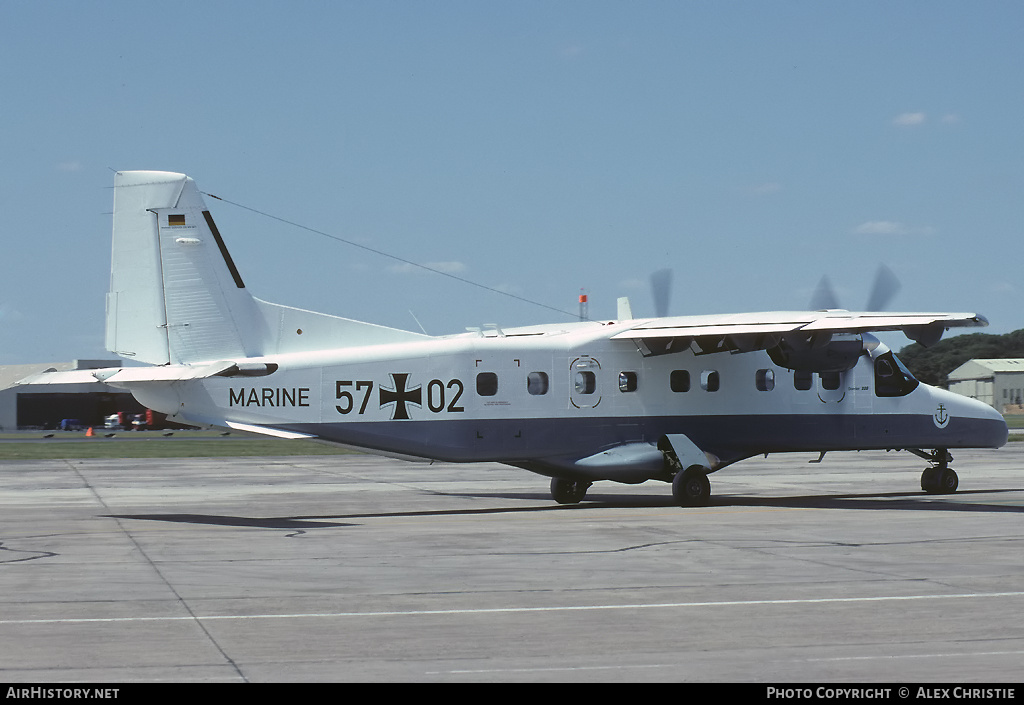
[408,310,428,335]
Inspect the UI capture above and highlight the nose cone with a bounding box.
[933,388,1008,448]
[982,402,1010,448]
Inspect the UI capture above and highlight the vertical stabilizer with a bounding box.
[106,171,264,364]
[106,171,430,365]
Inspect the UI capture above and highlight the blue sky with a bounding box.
[2,1,1021,364]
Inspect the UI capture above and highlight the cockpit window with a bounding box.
[874,351,920,397]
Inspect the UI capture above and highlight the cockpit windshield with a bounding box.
[874,351,920,397]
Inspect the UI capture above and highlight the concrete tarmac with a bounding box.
[0,445,1022,683]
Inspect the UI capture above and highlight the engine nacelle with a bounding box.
[766,332,863,373]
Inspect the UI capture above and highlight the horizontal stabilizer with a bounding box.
[16,368,110,386]
[18,361,252,387]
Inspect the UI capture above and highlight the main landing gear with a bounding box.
[550,477,592,505]
[910,448,959,494]
[550,472,712,507]
[672,466,712,507]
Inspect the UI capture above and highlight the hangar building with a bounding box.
[947,358,1024,412]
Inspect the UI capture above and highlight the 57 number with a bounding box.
[335,381,373,415]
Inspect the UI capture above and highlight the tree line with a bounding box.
[897,329,1024,388]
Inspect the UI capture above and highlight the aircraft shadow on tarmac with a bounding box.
[103,487,1024,530]
[104,505,572,529]
[103,514,358,530]
[519,487,1024,514]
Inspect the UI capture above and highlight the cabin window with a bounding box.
[476,372,499,397]
[756,369,775,391]
[794,370,813,391]
[874,352,920,397]
[700,370,720,392]
[574,370,596,394]
[527,372,549,396]
[618,371,638,392]
[167,214,186,226]
[670,370,690,393]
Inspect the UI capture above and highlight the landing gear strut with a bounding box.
[911,448,959,494]
[550,477,591,504]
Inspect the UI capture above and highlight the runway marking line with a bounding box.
[808,649,1024,663]
[1,591,1022,625]
[431,649,1024,676]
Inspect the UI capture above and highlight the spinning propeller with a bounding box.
[810,264,901,312]
[650,268,673,318]
[639,263,900,325]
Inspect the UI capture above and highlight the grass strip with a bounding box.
[0,437,356,460]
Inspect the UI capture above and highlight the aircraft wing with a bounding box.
[611,310,989,354]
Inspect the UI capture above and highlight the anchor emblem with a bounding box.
[933,403,950,429]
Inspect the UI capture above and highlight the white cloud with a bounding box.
[389,260,467,275]
[989,281,1017,295]
[752,182,783,195]
[853,221,904,235]
[492,282,524,295]
[892,112,926,127]
[852,221,935,236]
[0,303,24,321]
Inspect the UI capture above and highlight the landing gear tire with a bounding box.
[921,466,958,494]
[550,478,591,504]
[672,466,711,507]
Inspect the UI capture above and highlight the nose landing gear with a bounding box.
[911,448,958,494]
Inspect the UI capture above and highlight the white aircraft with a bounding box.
[24,171,1008,506]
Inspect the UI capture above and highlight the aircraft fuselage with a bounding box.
[131,317,1007,484]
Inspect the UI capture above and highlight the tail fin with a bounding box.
[106,171,427,365]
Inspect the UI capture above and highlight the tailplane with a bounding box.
[106,171,427,365]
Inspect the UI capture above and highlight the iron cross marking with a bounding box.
[379,373,422,420]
